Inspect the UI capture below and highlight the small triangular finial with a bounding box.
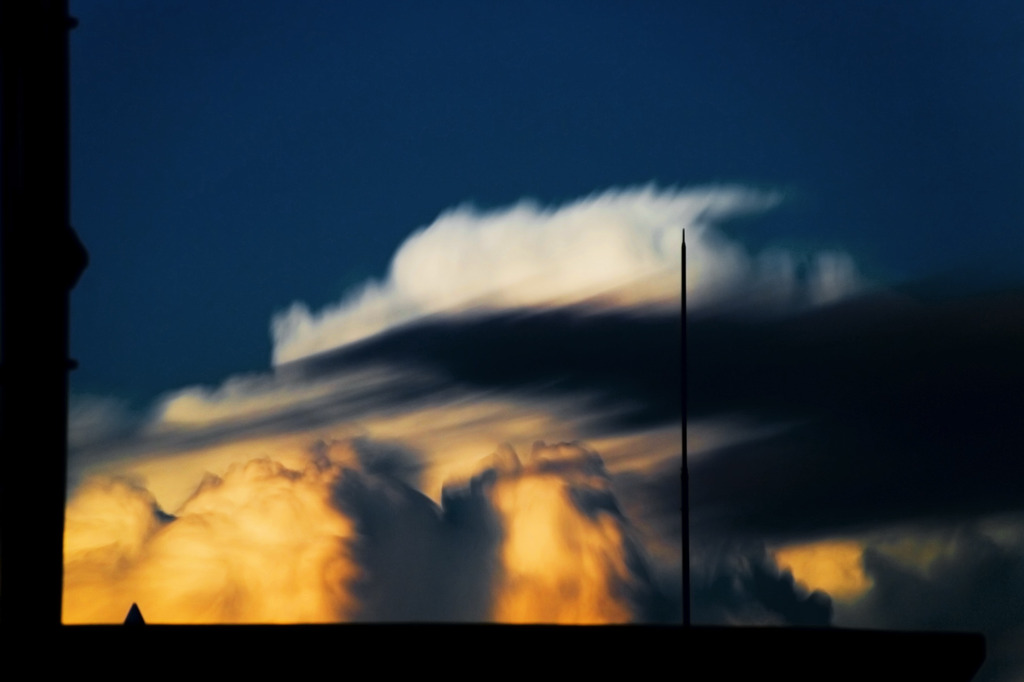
[124,602,145,625]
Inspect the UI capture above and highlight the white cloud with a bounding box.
[272,187,694,363]
[144,367,403,432]
[274,185,863,364]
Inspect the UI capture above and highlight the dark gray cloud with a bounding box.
[691,540,832,627]
[71,305,681,468]
[304,440,679,622]
[347,436,426,490]
[837,521,1024,682]
[332,465,500,622]
[688,285,1024,540]
[283,305,682,433]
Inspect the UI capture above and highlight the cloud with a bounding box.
[333,440,673,623]
[73,368,680,514]
[63,439,678,623]
[476,441,660,623]
[329,452,499,622]
[832,520,1024,682]
[771,539,873,602]
[68,393,138,450]
[284,307,683,433]
[271,185,862,364]
[64,455,358,624]
[70,183,863,518]
[150,372,346,430]
[63,477,172,577]
[70,309,686,513]
[64,184,873,626]
[713,524,1024,680]
[691,539,833,627]
[688,286,1024,540]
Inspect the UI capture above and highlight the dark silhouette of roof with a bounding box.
[124,603,146,626]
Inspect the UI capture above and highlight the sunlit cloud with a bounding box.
[771,539,872,602]
[63,441,675,623]
[64,455,358,624]
[79,372,678,514]
[151,373,346,430]
[483,442,651,623]
[271,185,863,364]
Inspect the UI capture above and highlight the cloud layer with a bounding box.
[688,287,1024,539]
[63,441,675,624]
[837,521,1024,682]
[685,283,1024,681]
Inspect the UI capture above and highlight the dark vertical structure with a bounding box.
[681,232,690,627]
[1,0,85,626]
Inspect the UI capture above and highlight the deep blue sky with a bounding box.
[69,0,1024,402]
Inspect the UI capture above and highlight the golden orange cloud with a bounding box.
[63,439,663,624]
[772,539,873,602]
[486,442,642,623]
[64,456,358,624]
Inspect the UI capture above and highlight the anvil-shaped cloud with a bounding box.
[67,184,873,626]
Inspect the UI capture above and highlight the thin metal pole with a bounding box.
[682,232,690,627]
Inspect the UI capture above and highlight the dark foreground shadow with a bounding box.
[37,625,984,680]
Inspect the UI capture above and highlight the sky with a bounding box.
[62,1,1023,678]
